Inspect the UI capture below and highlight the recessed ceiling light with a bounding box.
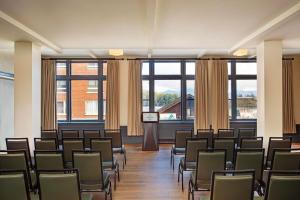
[109,49,123,56]
[233,49,248,57]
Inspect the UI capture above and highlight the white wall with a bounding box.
[0,50,14,149]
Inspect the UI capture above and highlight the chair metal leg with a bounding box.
[109,181,113,200]
[170,150,173,166]
[181,169,184,191]
[172,154,175,171]
[114,171,117,190]
[117,164,120,182]
[178,164,181,182]
[188,180,191,200]
[124,151,127,165]
[105,192,107,200]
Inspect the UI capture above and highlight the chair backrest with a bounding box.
[271,148,300,170]
[61,130,80,139]
[104,129,122,148]
[34,151,65,170]
[0,170,31,200]
[210,170,255,200]
[91,138,113,164]
[213,138,235,162]
[34,138,57,151]
[185,138,208,163]
[197,129,214,148]
[267,137,292,163]
[240,137,263,149]
[6,138,32,168]
[41,129,58,141]
[217,129,235,138]
[83,130,101,148]
[265,171,300,200]
[195,150,226,189]
[62,138,84,163]
[72,151,104,187]
[174,129,193,148]
[0,150,33,190]
[37,169,81,200]
[234,148,265,181]
[237,128,256,146]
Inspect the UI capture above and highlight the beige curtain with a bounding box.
[105,60,120,129]
[127,60,143,136]
[41,59,57,130]
[194,60,210,132]
[210,60,229,131]
[283,60,296,133]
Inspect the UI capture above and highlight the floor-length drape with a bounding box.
[105,60,120,129]
[194,60,210,132]
[283,60,296,133]
[210,60,229,131]
[41,59,57,130]
[127,60,143,136]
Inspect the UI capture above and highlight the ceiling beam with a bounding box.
[0,10,62,53]
[145,0,160,51]
[229,1,300,53]
[88,50,97,59]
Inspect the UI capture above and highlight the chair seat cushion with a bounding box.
[113,147,125,154]
[172,146,185,154]
[179,157,196,170]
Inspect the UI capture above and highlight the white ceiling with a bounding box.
[0,0,300,57]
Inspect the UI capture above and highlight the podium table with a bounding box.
[141,112,159,151]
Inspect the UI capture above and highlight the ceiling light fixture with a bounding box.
[233,48,248,57]
[109,49,124,56]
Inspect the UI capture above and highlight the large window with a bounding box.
[142,61,195,120]
[56,61,106,121]
[228,61,257,120]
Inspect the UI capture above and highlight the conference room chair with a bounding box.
[34,138,57,151]
[196,129,214,148]
[188,149,226,200]
[270,148,300,170]
[6,138,33,169]
[237,128,256,147]
[259,171,300,200]
[61,129,80,139]
[41,129,58,141]
[208,170,255,200]
[213,137,235,169]
[0,170,31,200]
[62,138,84,168]
[171,129,193,170]
[266,137,292,168]
[72,151,112,199]
[178,138,208,191]
[34,150,65,170]
[104,129,126,169]
[217,128,235,138]
[91,138,120,190]
[234,148,265,196]
[0,150,35,191]
[37,169,82,200]
[240,137,263,149]
[83,129,101,149]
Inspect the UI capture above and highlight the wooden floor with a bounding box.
[91,144,208,200]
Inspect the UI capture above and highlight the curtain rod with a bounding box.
[42,57,294,61]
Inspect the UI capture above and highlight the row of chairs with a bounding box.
[192,170,300,200]
[0,151,113,200]
[171,128,257,169]
[187,148,300,200]
[41,129,127,165]
[2,137,121,190]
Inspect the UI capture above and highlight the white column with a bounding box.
[257,40,283,147]
[14,42,41,151]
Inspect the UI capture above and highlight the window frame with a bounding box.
[56,60,106,122]
[142,60,195,121]
[228,60,257,121]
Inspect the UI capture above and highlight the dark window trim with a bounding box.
[56,60,107,122]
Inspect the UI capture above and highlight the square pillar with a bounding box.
[257,40,283,147]
[14,42,41,150]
